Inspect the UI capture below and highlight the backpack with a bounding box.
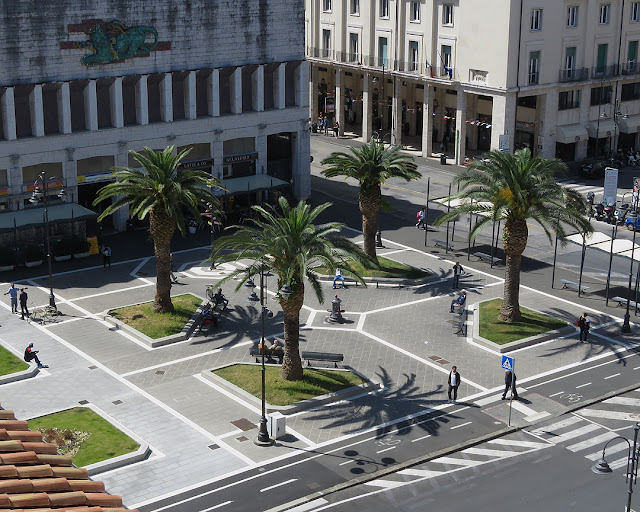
[23,347,32,362]
[417,210,422,219]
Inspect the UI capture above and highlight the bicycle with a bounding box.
[29,306,59,325]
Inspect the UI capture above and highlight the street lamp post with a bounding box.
[622,226,637,334]
[30,172,65,309]
[592,422,639,512]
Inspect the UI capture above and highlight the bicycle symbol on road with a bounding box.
[559,393,582,404]
[375,437,402,447]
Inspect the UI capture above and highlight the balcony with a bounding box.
[434,67,457,81]
[396,60,425,74]
[307,46,334,60]
[591,64,620,79]
[559,67,589,82]
[621,61,640,76]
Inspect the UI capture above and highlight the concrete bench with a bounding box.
[301,351,344,368]
[249,345,284,364]
[611,296,639,309]
[473,252,502,265]
[332,276,359,288]
[454,311,466,335]
[433,238,455,250]
[372,277,409,289]
[561,279,589,293]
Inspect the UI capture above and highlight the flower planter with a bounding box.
[54,255,72,262]
[0,265,14,272]
[73,251,91,259]
[25,260,43,268]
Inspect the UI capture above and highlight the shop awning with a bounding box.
[218,175,291,196]
[618,115,640,134]
[556,124,588,144]
[587,119,617,138]
[0,203,97,232]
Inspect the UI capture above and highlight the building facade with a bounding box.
[306,0,640,164]
[0,0,310,231]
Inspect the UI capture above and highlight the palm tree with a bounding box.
[434,149,592,323]
[210,197,371,381]
[321,138,420,263]
[94,146,220,313]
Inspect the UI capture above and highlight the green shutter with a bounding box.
[629,41,638,62]
[597,44,608,70]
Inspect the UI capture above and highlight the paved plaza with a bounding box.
[0,228,636,509]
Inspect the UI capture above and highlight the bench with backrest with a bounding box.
[433,238,455,250]
[473,252,502,265]
[450,293,467,314]
[560,279,589,293]
[301,351,344,368]
[453,307,466,334]
[249,345,284,364]
[611,296,639,309]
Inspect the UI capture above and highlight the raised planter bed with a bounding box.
[0,265,14,272]
[25,260,43,268]
[54,255,72,262]
[73,251,91,259]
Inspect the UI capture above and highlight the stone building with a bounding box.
[0,0,310,231]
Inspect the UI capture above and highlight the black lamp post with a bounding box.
[592,422,639,512]
[30,172,66,309]
[622,227,637,334]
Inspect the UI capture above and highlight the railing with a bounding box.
[307,46,334,60]
[621,62,640,76]
[527,71,539,85]
[559,67,589,82]
[591,64,619,78]
[396,60,425,74]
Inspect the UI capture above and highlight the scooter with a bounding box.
[613,207,629,225]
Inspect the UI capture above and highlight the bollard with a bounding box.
[376,229,384,248]
[327,295,344,323]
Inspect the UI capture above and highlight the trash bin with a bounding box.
[312,123,318,133]
[267,412,286,440]
[87,236,99,255]
[440,154,447,165]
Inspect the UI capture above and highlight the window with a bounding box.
[322,29,331,58]
[443,4,453,25]
[380,0,389,18]
[441,45,452,77]
[531,9,542,30]
[409,41,419,71]
[349,33,359,62]
[410,1,420,22]
[564,47,576,79]
[622,82,640,101]
[590,85,612,105]
[559,90,580,110]
[629,41,638,71]
[567,6,578,27]
[350,0,359,15]
[600,4,610,24]
[378,37,388,67]
[632,2,640,22]
[323,0,332,12]
[528,51,540,84]
[596,43,608,73]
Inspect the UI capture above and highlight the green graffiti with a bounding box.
[79,20,158,66]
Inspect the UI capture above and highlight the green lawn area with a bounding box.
[0,345,28,376]
[479,299,567,345]
[28,407,139,467]
[315,256,430,279]
[109,294,201,339]
[213,365,366,406]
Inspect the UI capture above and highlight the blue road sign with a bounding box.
[501,355,515,372]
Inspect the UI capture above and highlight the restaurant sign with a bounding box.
[223,153,258,165]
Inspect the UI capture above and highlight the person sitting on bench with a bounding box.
[201,303,218,329]
[450,290,467,312]
[258,339,284,363]
[213,288,229,310]
[333,268,346,289]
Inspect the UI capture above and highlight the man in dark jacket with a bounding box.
[447,366,461,403]
[502,370,518,400]
[19,288,29,320]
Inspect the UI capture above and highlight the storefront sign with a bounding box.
[179,158,214,170]
[25,179,64,192]
[223,153,258,165]
[77,172,115,184]
[499,134,510,152]
[0,186,8,197]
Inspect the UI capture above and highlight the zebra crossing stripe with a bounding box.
[397,469,444,478]
[430,457,483,467]
[551,423,601,443]
[530,416,583,435]
[604,396,640,407]
[566,431,618,453]
[609,456,631,471]
[364,480,406,489]
[488,439,549,449]
[462,447,519,458]
[579,409,640,422]
[586,441,630,461]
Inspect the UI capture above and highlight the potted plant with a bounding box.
[71,237,91,259]
[53,239,73,262]
[0,247,16,272]
[22,245,43,268]
[188,219,198,235]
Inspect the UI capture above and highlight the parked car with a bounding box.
[624,216,640,231]
[579,161,606,179]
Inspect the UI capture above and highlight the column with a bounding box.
[135,75,149,125]
[160,73,173,122]
[455,90,467,165]
[256,133,267,179]
[29,84,44,137]
[63,148,76,206]
[84,79,98,131]
[112,143,129,231]
[293,128,312,199]
[309,63,318,122]
[209,69,220,117]
[9,155,20,207]
[230,67,242,114]
[212,139,223,180]
[252,65,264,112]
[490,93,516,153]
[1,87,16,140]
[58,82,71,134]
[185,71,197,120]
[274,63,286,109]
[335,68,345,136]
[576,83,591,161]
[421,84,433,157]
[540,92,559,159]
[295,61,309,108]
[362,72,372,142]
[110,77,124,128]
[391,77,402,145]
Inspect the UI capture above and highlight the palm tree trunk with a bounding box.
[359,185,381,263]
[149,208,176,313]
[499,218,528,323]
[280,283,305,381]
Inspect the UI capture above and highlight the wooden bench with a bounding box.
[473,252,502,265]
[561,279,589,293]
[433,238,455,250]
[301,351,344,368]
[332,277,359,288]
[611,296,639,309]
[249,346,284,364]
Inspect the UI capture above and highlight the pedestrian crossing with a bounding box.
[556,178,626,201]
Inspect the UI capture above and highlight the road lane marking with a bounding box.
[576,382,592,389]
[604,373,621,380]
[510,401,538,417]
[397,468,443,478]
[411,434,432,443]
[287,499,330,511]
[376,447,396,454]
[338,460,353,466]
[488,439,549,449]
[579,409,640,421]
[260,479,297,492]
[549,391,564,397]
[202,502,234,511]
[450,421,472,430]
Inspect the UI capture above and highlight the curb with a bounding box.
[0,339,39,385]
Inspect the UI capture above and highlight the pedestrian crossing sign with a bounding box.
[501,355,515,371]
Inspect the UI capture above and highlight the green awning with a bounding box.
[0,203,97,232]
[218,175,290,196]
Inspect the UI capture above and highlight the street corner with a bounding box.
[479,392,561,426]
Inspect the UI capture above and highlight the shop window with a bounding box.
[77,156,115,176]
[590,85,612,105]
[621,82,640,101]
[559,90,580,110]
[22,162,63,185]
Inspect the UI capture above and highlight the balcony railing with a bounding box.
[621,61,640,76]
[559,67,589,82]
[591,64,620,79]
[396,60,425,74]
[307,46,334,60]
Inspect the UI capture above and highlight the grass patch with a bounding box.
[213,364,366,406]
[109,294,201,339]
[315,256,430,279]
[0,345,28,376]
[28,407,139,467]
[479,299,567,345]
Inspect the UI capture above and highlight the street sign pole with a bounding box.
[501,355,515,426]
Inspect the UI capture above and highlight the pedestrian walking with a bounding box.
[324,117,329,136]
[19,288,29,320]
[4,283,18,313]
[333,268,345,289]
[101,245,111,269]
[333,121,340,138]
[452,260,464,289]
[415,207,426,229]
[23,343,48,368]
[443,133,450,152]
[501,370,518,400]
[447,365,461,403]
[578,312,590,342]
